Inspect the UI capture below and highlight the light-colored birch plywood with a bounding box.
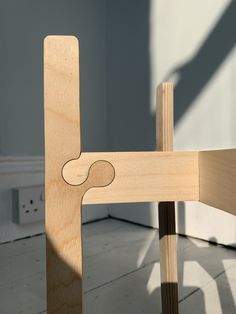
[44,35,236,314]
[156,82,174,152]
[44,35,83,314]
[156,82,178,314]
[63,151,199,204]
[199,149,236,216]
[44,36,114,314]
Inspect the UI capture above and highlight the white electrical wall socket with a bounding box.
[12,185,45,224]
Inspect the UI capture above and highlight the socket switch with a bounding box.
[12,185,45,224]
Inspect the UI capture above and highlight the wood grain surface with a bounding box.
[200,149,236,216]
[63,151,199,204]
[44,36,114,313]
[157,82,179,314]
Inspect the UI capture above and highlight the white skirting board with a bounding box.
[0,157,108,244]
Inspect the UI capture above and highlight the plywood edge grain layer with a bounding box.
[63,151,199,204]
[156,82,173,152]
[199,149,236,216]
[156,82,179,314]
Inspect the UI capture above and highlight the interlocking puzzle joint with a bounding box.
[44,35,236,314]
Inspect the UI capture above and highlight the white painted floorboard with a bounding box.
[0,218,236,314]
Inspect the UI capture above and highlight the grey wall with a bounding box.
[0,0,109,234]
[106,0,153,151]
[1,0,236,244]
[0,0,107,156]
[107,0,236,246]
[106,0,155,232]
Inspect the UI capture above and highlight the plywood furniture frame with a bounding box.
[44,36,236,314]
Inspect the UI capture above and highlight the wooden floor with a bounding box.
[0,218,236,314]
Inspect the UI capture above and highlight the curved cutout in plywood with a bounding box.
[63,151,199,204]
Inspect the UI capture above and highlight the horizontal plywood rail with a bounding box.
[63,151,199,204]
[63,149,236,214]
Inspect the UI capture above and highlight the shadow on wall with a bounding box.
[3,0,235,312]
[107,0,236,150]
[107,0,236,231]
[107,1,236,312]
[44,0,236,312]
[167,0,236,124]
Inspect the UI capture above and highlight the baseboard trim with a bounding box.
[0,156,44,174]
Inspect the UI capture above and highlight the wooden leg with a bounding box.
[156,83,179,314]
[44,36,115,314]
[159,202,178,314]
[44,36,84,313]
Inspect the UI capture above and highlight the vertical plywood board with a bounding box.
[199,149,236,216]
[44,36,83,313]
[44,36,115,314]
[156,82,179,314]
[156,82,174,152]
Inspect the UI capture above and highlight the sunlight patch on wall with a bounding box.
[174,45,236,151]
[149,0,231,115]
